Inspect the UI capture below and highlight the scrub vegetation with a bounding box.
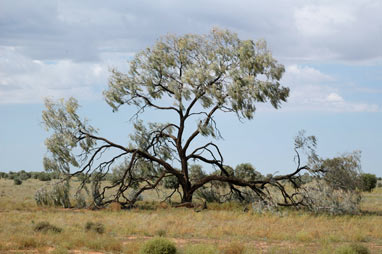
[0,178,382,253]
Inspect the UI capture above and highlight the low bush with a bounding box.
[35,182,71,208]
[13,178,22,185]
[360,173,377,192]
[335,243,370,254]
[33,221,62,233]
[301,181,362,215]
[85,221,105,234]
[140,238,177,254]
[37,172,52,181]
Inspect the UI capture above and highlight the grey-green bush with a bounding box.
[34,182,71,208]
[140,238,177,254]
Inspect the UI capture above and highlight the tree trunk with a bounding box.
[181,184,193,203]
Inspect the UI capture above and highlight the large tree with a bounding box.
[43,28,317,208]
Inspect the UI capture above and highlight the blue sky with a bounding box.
[0,0,381,175]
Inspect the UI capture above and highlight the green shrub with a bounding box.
[360,173,377,192]
[195,187,222,203]
[13,178,22,185]
[85,221,105,234]
[33,221,62,233]
[18,171,31,180]
[38,172,52,181]
[140,238,177,254]
[335,243,370,254]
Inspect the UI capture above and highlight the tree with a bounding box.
[43,28,321,209]
[319,151,363,191]
[360,173,377,192]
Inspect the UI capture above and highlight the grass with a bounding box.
[0,178,382,253]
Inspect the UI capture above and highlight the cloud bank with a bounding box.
[0,0,380,112]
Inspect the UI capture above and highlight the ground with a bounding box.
[0,178,381,253]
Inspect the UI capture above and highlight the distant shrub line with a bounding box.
[0,170,59,182]
[0,170,117,184]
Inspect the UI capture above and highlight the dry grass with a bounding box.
[1,178,382,253]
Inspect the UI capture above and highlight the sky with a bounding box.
[0,0,381,176]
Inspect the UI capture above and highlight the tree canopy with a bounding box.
[42,28,337,209]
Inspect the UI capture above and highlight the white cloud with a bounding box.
[1,0,381,63]
[0,47,109,104]
[0,0,380,111]
[294,5,355,37]
[284,65,333,83]
[326,93,344,103]
[280,65,380,112]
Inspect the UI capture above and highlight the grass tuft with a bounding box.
[140,237,177,254]
[33,221,62,233]
[220,242,245,254]
[85,221,105,234]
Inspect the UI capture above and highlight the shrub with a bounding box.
[38,172,52,181]
[163,175,179,189]
[378,183,382,188]
[360,173,377,192]
[33,221,62,233]
[195,187,222,203]
[234,163,261,181]
[50,182,71,207]
[335,243,370,254]
[140,238,177,254]
[34,182,71,208]
[13,178,22,185]
[85,221,105,234]
[301,181,361,215]
[18,171,31,180]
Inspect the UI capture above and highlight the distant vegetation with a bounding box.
[0,170,60,183]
